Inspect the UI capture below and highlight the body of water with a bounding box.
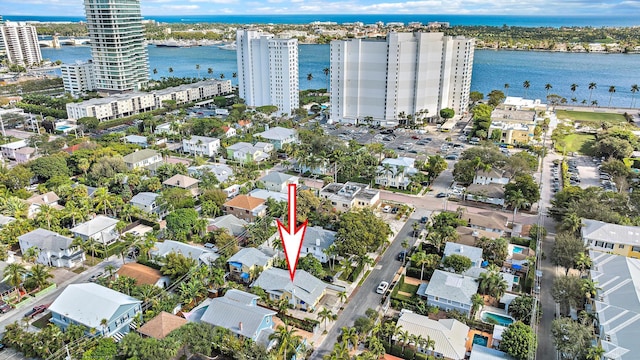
[7,14,640,27]
[41,45,640,108]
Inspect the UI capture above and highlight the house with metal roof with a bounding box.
[397,310,470,360]
[49,283,142,339]
[150,240,219,266]
[129,192,165,219]
[422,270,478,316]
[255,126,297,150]
[582,219,640,259]
[443,242,484,269]
[588,251,640,359]
[122,149,162,170]
[300,226,336,263]
[208,214,248,238]
[251,268,327,311]
[227,247,277,283]
[222,195,267,222]
[188,164,234,183]
[258,172,299,193]
[248,189,288,203]
[192,289,276,346]
[182,135,220,157]
[470,344,514,360]
[71,215,119,245]
[225,142,271,163]
[466,183,506,206]
[473,169,510,186]
[18,228,84,268]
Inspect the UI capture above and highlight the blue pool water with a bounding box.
[512,246,525,254]
[481,312,515,326]
[513,275,520,284]
[56,125,71,130]
[473,334,489,347]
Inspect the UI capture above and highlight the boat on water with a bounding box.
[218,42,237,51]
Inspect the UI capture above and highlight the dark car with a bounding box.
[391,207,399,214]
[89,271,104,282]
[24,304,49,319]
[436,192,448,198]
[420,216,428,224]
[0,302,11,314]
[323,275,335,283]
[397,250,408,261]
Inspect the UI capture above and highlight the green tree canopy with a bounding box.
[336,208,392,257]
[550,232,585,275]
[160,252,197,280]
[442,254,472,274]
[439,108,455,119]
[29,154,70,181]
[475,237,509,266]
[551,318,593,360]
[508,295,541,325]
[165,208,199,241]
[499,321,536,360]
[505,174,540,205]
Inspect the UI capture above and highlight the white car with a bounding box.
[376,281,389,294]
[382,205,391,213]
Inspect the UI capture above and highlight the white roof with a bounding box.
[256,126,295,141]
[0,140,27,150]
[582,219,640,247]
[49,283,141,328]
[71,215,118,236]
[397,311,469,359]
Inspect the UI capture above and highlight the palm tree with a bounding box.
[504,83,510,97]
[410,251,428,280]
[100,318,108,335]
[570,83,578,96]
[104,264,116,279]
[195,64,200,78]
[585,346,605,360]
[574,252,592,275]
[323,67,330,90]
[152,68,158,75]
[317,308,337,331]
[29,264,53,290]
[588,82,597,104]
[581,278,601,299]
[270,324,300,360]
[306,73,313,86]
[341,326,359,350]
[561,212,582,235]
[608,85,616,107]
[207,67,213,78]
[337,290,348,304]
[168,67,174,74]
[522,80,531,98]
[23,247,40,264]
[471,293,484,317]
[4,263,27,300]
[398,329,411,352]
[506,190,529,225]
[401,238,410,266]
[631,84,639,108]
[545,83,553,97]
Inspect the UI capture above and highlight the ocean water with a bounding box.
[41,44,640,108]
[7,14,640,27]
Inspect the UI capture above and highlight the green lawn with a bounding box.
[397,282,419,295]
[554,133,596,154]
[556,110,626,124]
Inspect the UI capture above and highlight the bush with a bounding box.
[348,262,365,282]
[403,347,416,359]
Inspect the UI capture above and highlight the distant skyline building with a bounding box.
[84,0,149,92]
[61,60,96,96]
[236,29,299,116]
[0,21,42,66]
[330,32,474,126]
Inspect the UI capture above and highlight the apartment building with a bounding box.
[237,29,299,116]
[0,21,42,66]
[61,60,96,96]
[330,32,474,126]
[319,182,380,212]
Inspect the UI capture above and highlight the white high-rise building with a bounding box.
[84,0,149,92]
[61,60,96,96]
[0,21,42,66]
[237,29,299,116]
[330,32,474,126]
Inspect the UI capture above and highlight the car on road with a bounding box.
[436,192,448,198]
[24,304,49,319]
[0,302,11,314]
[397,250,409,261]
[89,272,104,282]
[445,154,459,160]
[376,281,389,294]
[420,216,428,224]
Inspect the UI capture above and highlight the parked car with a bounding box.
[397,250,409,261]
[323,275,335,283]
[24,304,49,319]
[0,302,11,314]
[376,281,390,294]
[89,272,104,282]
[445,154,459,160]
[382,205,391,213]
[436,192,448,198]
[391,207,399,214]
[420,216,428,224]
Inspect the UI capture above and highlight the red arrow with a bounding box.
[277,184,308,281]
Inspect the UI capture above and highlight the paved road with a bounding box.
[309,215,422,359]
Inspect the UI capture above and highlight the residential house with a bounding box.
[470,344,514,360]
[221,126,236,138]
[236,120,253,131]
[443,242,484,269]
[182,136,220,157]
[49,283,142,338]
[222,195,267,222]
[258,172,299,193]
[18,228,84,268]
[456,226,500,247]
[26,191,63,218]
[319,182,380,212]
[208,214,248,238]
[123,149,162,170]
[396,310,470,360]
[0,215,15,228]
[129,192,166,219]
[225,142,271,163]
[248,189,288,203]
[154,122,177,135]
[587,251,640,359]
[187,164,234,183]
[124,135,151,148]
[197,289,276,345]
[255,126,297,150]
[464,212,509,236]
[137,312,187,339]
[466,183,506,206]
[150,240,219,265]
[116,263,170,288]
[163,174,200,197]
[71,215,120,246]
[473,169,510,186]
[582,219,640,258]
[0,139,27,159]
[490,108,538,125]
[227,247,277,282]
[301,226,336,263]
[489,122,534,145]
[421,270,478,316]
[375,157,419,189]
[14,146,36,164]
[251,268,327,311]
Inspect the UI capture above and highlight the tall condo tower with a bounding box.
[330,32,474,126]
[0,21,42,66]
[236,29,299,116]
[84,0,149,92]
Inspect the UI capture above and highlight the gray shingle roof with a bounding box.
[302,226,336,251]
[443,242,484,266]
[251,268,327,307]
[18,228,74,251]
[200,289,275,340]
[582,219,640,247]
[259,172,296,186]
[425,270,478,306]
[152,240,219,265]
[71,215,119,237]
[49,283,141,329]
[208,214,248,237]
[227,248,274,268]
[397,311,469,360]
[123,149,159,164]
[130,192,160,207]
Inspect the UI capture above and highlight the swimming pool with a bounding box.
[513,275,520,284]
[481,311,515,326]
[512,246,525,254]
[56,125,71,130]
[472,334,488,347]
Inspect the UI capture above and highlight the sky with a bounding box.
[2,0,640,17]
